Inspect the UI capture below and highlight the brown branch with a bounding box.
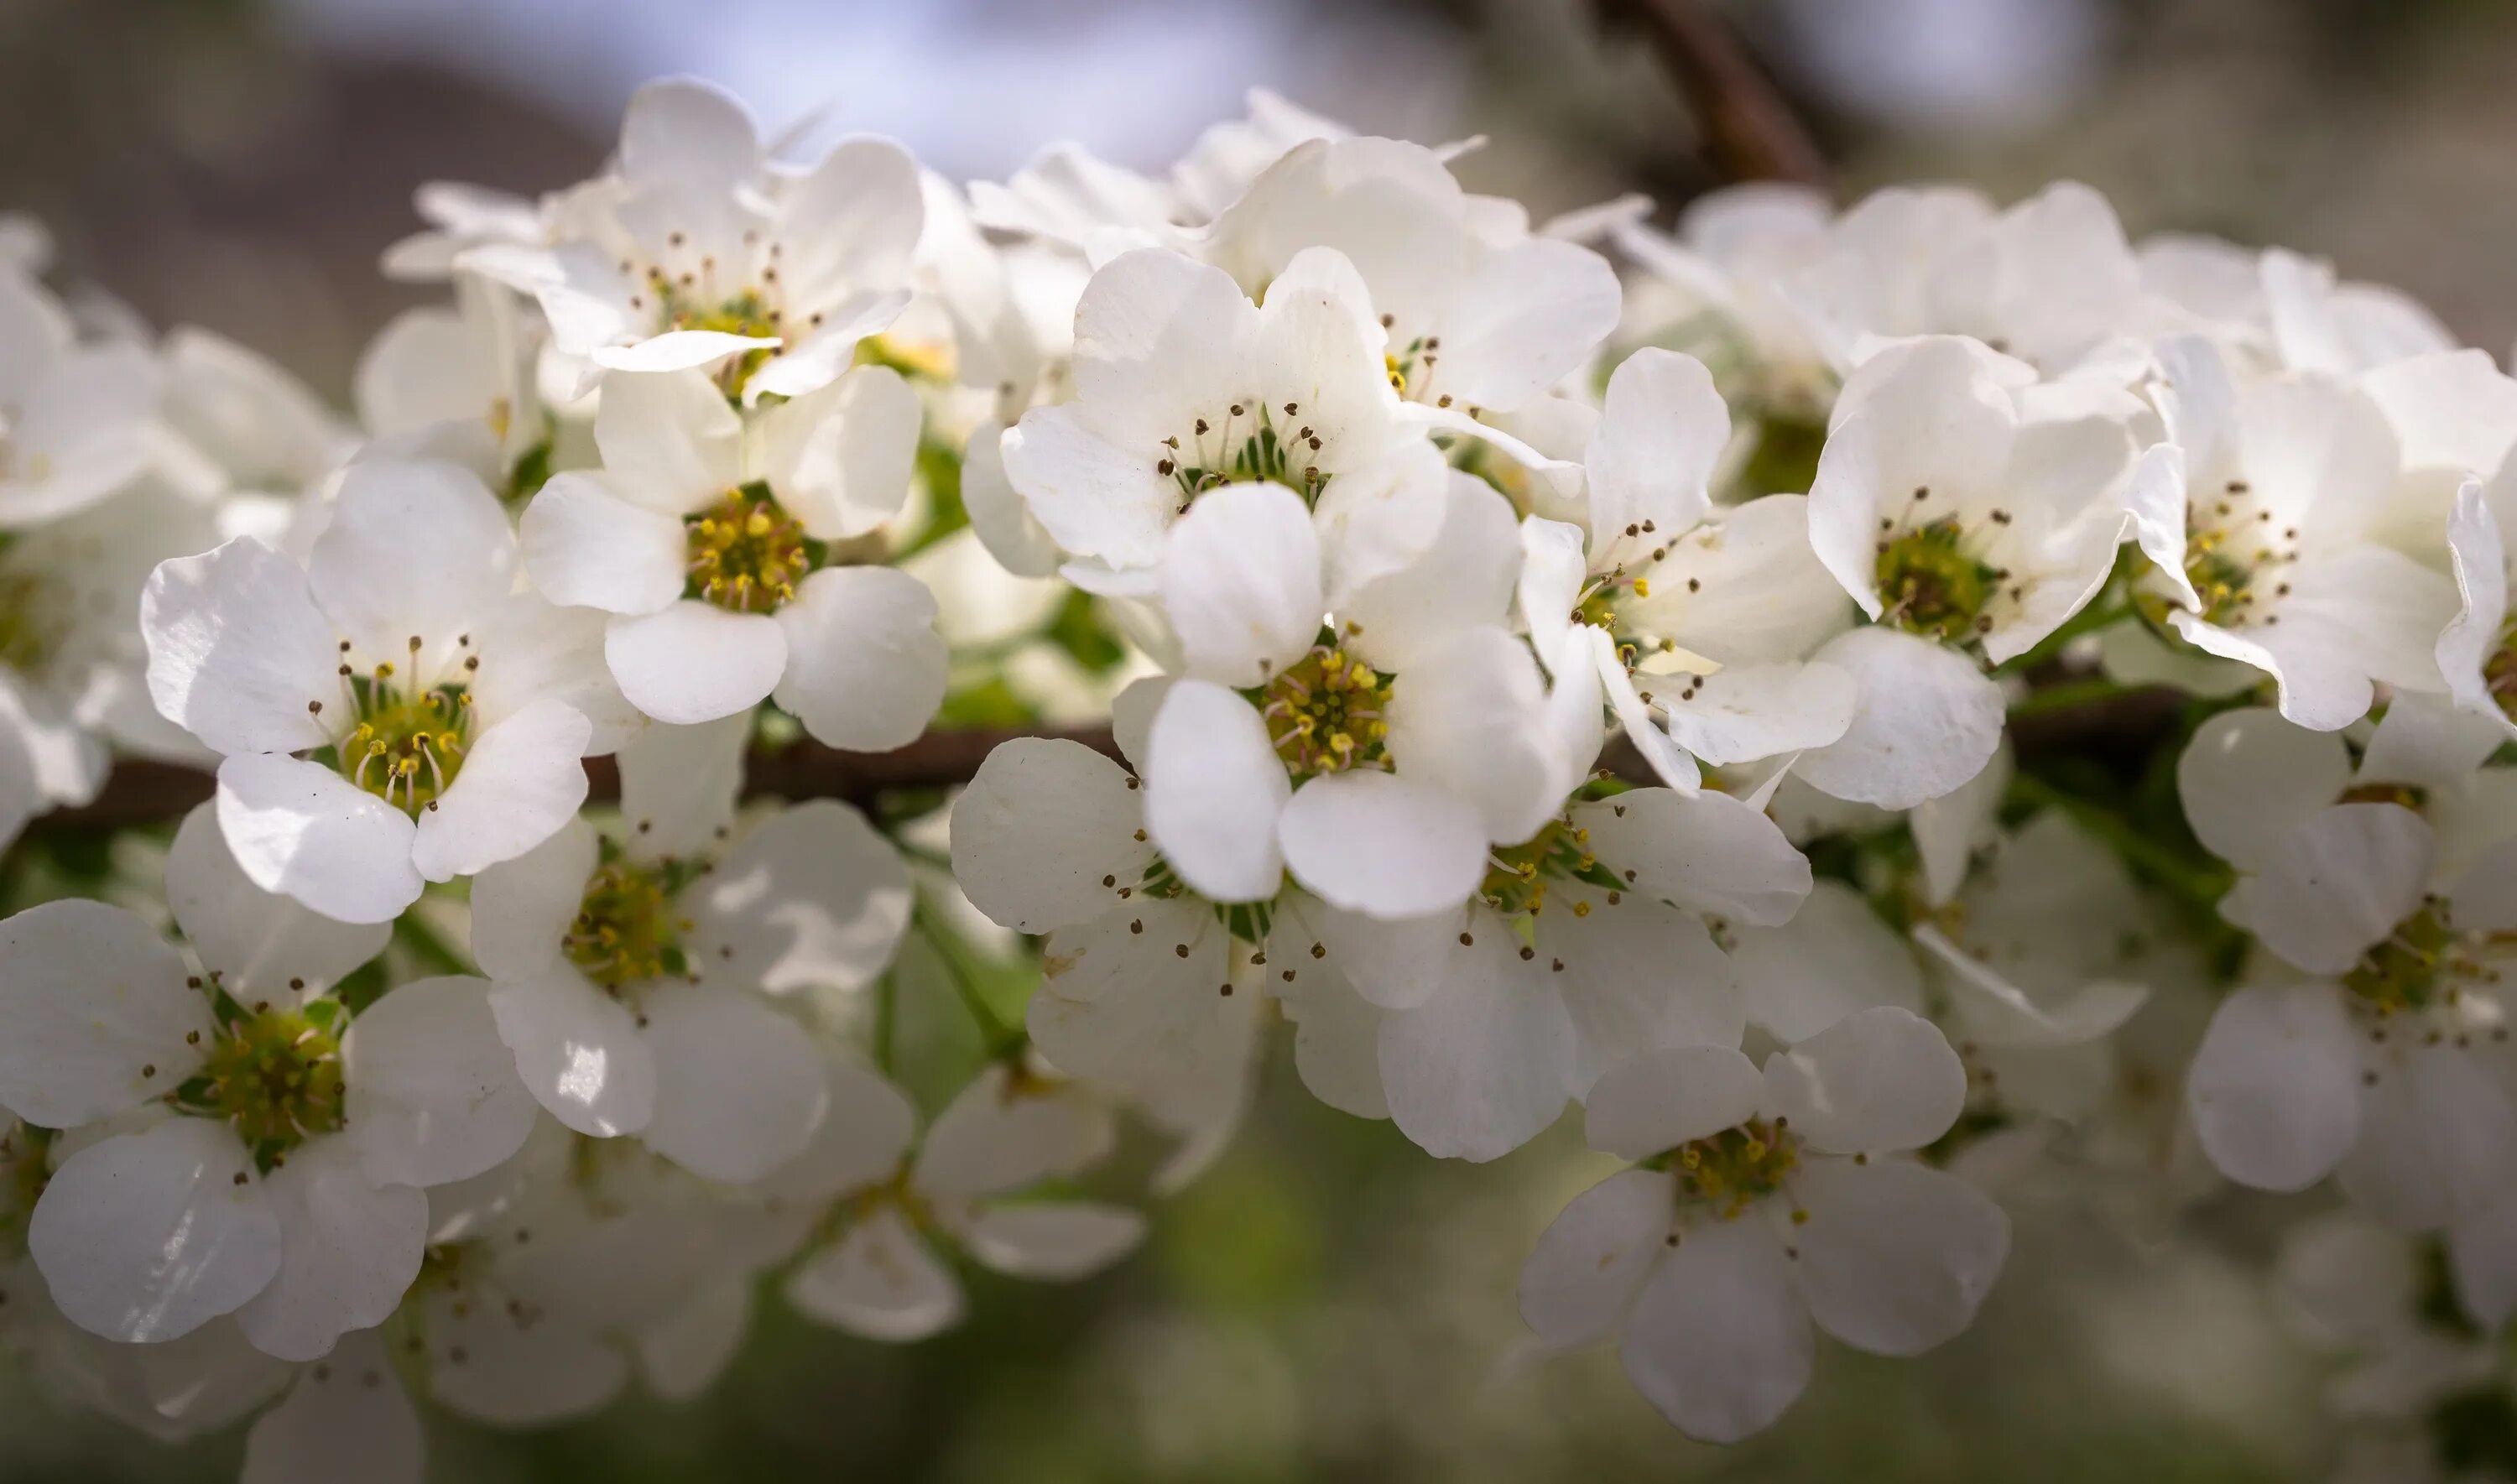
[34,725,1128,836]
[37,698,2180,839]
[1597,0,1830,189]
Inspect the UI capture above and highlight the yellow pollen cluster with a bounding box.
[1158,400,1326,509]
[337,653,471,815]
[2344,903,2486,1016]
[1479,820,1597,920]
[565,862,689,989]
[1675,1117,1800,1220]
[2486,619,2517,719]
[1258,647,1390,778]
[0,569,61,674]
[1874,516,2000,645]
[688,489,810,613]
[203,1009,347,1153]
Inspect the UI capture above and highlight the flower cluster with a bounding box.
[0,77,2514,1480]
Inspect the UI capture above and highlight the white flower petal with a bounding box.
[342,976,538,1188]
[759,362,920,535]
[1790,1156,2010,1356]
[1658,661,1858,766]
[1376,933,1573,1161]
[0,898,209,1126]
[167,803,387,1003]
[2186,982,2362,1192]
[785,1207,963,1341]
[638,982,830,1183]
[1274,958,1389,1118]
[1620,1216,1811,1443]
[1279,768,1488,920]
[1517,1167,1672,1347]
[689,799,912,995]
[2225,804,2435,976]
[410,699,590,883]
[307,459,516,674]
[1793,627,2004,810]
[951,737,1152,935]
[1545,892,1744,1090]
[1159,482,1324,687]
[233,1138,427,1362]
[30,1118,280,1343]
[486,969,656,1138]
[1584,1044,1764,1160]
[216,755,423,926]
[916,1062,1115,1200]
[518,473,690,615]
[1385,625,1587,845]
[2337,1043,2517,1233]
[141,538,336,757]
[2175,706,2353,872]
[591,366,745,511]
[607,601,788,725]
[613,713,752,860]
[1584,348,1723,568]
[1728,881,1926,1044]
[1761,1006,1966,1154]
[1143,680,1289,903]
[1571,788,1811,927]
[770,566,948,751]
[467,815,599,982]
[962,1202,1146,1280]
[240,1330,423,1484]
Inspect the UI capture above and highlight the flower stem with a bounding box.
[2007,772,2230,909]
[913,897,1023,1054]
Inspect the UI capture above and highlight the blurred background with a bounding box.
[0,0,2498,1477]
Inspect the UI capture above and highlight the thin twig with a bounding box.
[34,724,1127,836]
[1595,0,1830,188]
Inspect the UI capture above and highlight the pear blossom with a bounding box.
[1800,336,2136,805]
[471,717,909,1181]
[1139,473,1601,921]
[1516,1010,2009,1441]
[1201,134,1623,417]
[462,77,922,402]
[517,362,946,742]
[1515,346,1856,793]
[0,804,531,1356]
[143,456,606,922]
[999,244,1458,583]
[0,263,169,528]
[2179,718,2517,1256]
[951,736,1267,1152]
[2132,336,2457,730]
[775,1059,1144,1341]
[1274,782,1811,1162]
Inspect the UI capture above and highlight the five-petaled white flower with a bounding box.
[519,362,946,742]
[143,457,607,923]
[1517,1009,2009,1442]
[0,804,534,1356]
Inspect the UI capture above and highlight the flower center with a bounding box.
[1875,517,1998,644]
[2139,480,2300,631]
[0,565,62,674]
[2346,902,2462,1015]
[2485,620,2517,720]
[566,861,689,989]
[202,1008,347,1153]
[1670,1118,1800,1219]
[1256,645,1389,778]
[332,655,472,815]
[687,487,810,613]
[1158,400,1328,512]
[1479,820,1601,919]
